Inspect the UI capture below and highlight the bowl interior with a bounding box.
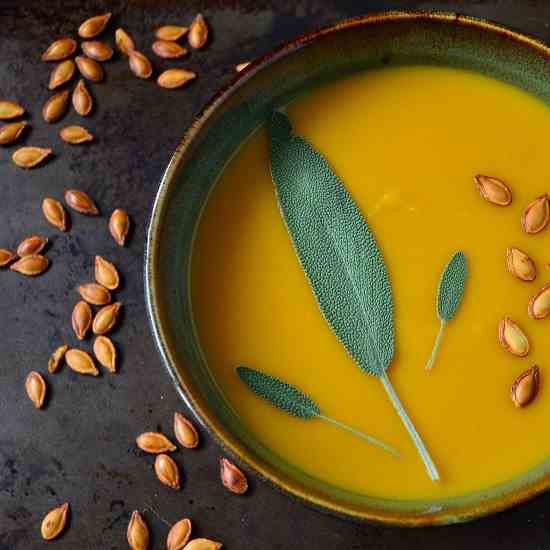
[146,12,550,525]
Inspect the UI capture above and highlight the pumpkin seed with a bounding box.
[0,100,25,120]
[81,40,114,62]
[136,432,177,454]
[474,175,512,206]
[48,59,76,90]
[65,348,99,376]
[498,318,530,357]
[25,371,46,409]
[155,25,188,41]
[154,453,181,489]
[220,458,248,495]
[42,197,68,231]
[235,62,250,72]
[72,79,93,116]
[12,147,52,168]
[78,12,112,38]
[42,38,77,62]
[152,40,188,59]
[157,69,196,89]
[42,90,70,123]
[41,502,69,540]
[127,511,149,550]
[166,518,192,550]
[183,538,223,550]
[506,247,536,282]
[10,255,49,276]
[75,55,104,82]
[95,255,119,289]
[174,412,199,449]
[0,249,16,267]
[522,194,550,234]
[188,14,208,49]
[17,235,48,257]
[129,50,153,79]
[115,28,135,55]
[528,283,550,320]
[92,302,121,335]
[77,282,111,305]
[109,208,130,246]
[48,344,68,373]
[511,365,540,407]
[72,300,92,340]
[0,121,28,145]
[93,335,117,372]
[64,189,99,215]
[60,125,94,144]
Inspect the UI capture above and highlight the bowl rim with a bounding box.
[145,10,550,526]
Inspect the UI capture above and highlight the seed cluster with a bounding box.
[476,174,549,407]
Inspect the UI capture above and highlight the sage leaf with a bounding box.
[237,366,399,456]
[268,110,438,480]
[426,251,468,371]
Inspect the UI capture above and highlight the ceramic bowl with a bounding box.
[145,11,550,525]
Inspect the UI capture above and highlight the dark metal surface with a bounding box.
[2,1,550,548]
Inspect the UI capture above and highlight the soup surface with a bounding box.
[191,66,550,499]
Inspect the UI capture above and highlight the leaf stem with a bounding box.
[380,371,439,481]
[425,319,446,371]
[318,414,400,458]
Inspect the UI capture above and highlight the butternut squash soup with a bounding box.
[191,65,550,499]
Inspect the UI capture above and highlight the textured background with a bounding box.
[2,1,550,548]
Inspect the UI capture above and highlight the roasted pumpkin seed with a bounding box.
[59,125,94,144]
[72,79,93,116]
[109,208,130,245]
[127,510,149,550]
[136,432,177,453]
[0,121,28,145]
[42,89,70,123]
[42,197,68,231]
[75,55,104,82]
[93,335,117,372]
[78,13,112,38]
[12,147,52,168]
[220,458,248,494]
[17,235,48,257]
[522,194,550,234]
[188,14,208,49]
[48,344,68,373]
[65,348,99,376]
[95,255,119,289]
[155,25,188,41]
[506,247,536,282]
[155,454,181,489]
[48,59,76,90]
[81,40,114,62]
[183,538,222,550]
[64,189,99,215]
[42,38,77,62]
[0,249,16,267]
[511,365,540,407]
[528,283,550,320]
[166,518,192,550]
[115,28,135,55]
[41,502,69,540]
[0,100,25,120]
[174,412,199,449]
[72,300,92,340]
[152,40,188,59]
[92,302,121,335]
[10,255,49,276]
[129,50,153,79]
[157,69,196,89]
[498,317,530,357]
[474,174,512,206]
[77,282,111,305]
[25,371,46,409]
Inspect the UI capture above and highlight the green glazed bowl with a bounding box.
[145,11,550,526]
